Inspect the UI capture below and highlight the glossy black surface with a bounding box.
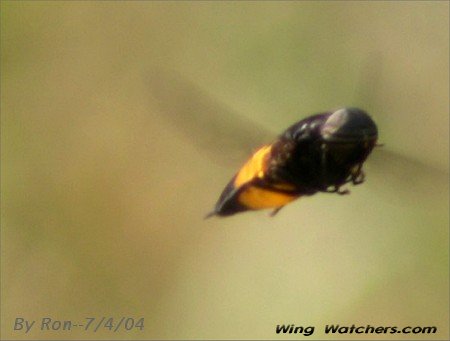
[270,108,378,193]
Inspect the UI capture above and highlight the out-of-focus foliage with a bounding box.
[1,1,448,340]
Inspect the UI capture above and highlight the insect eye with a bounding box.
[321,108,378,141]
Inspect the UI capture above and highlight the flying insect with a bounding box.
[206,108,378,217]
[147,70,387,218]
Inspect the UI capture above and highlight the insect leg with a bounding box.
[351,164,365,185]
[352,170,365,185]
[269,206,283,217]
[323,186,350,195]
[320,143,328,183]
[336,188,350,195]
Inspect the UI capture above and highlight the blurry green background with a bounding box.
[1,1,449,340]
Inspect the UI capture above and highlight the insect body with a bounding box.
[206,107,378,217]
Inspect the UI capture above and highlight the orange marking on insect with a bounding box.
[271,182,296,191]
[234,145,272,187]
[238,185,299,209]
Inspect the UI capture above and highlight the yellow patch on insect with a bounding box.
[238,185,299,209]
[234,145,272,187]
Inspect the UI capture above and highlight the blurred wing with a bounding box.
[366,147,448,201]
[352,51,384,113]
[146,69,275,166]
[145,63,443,187]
